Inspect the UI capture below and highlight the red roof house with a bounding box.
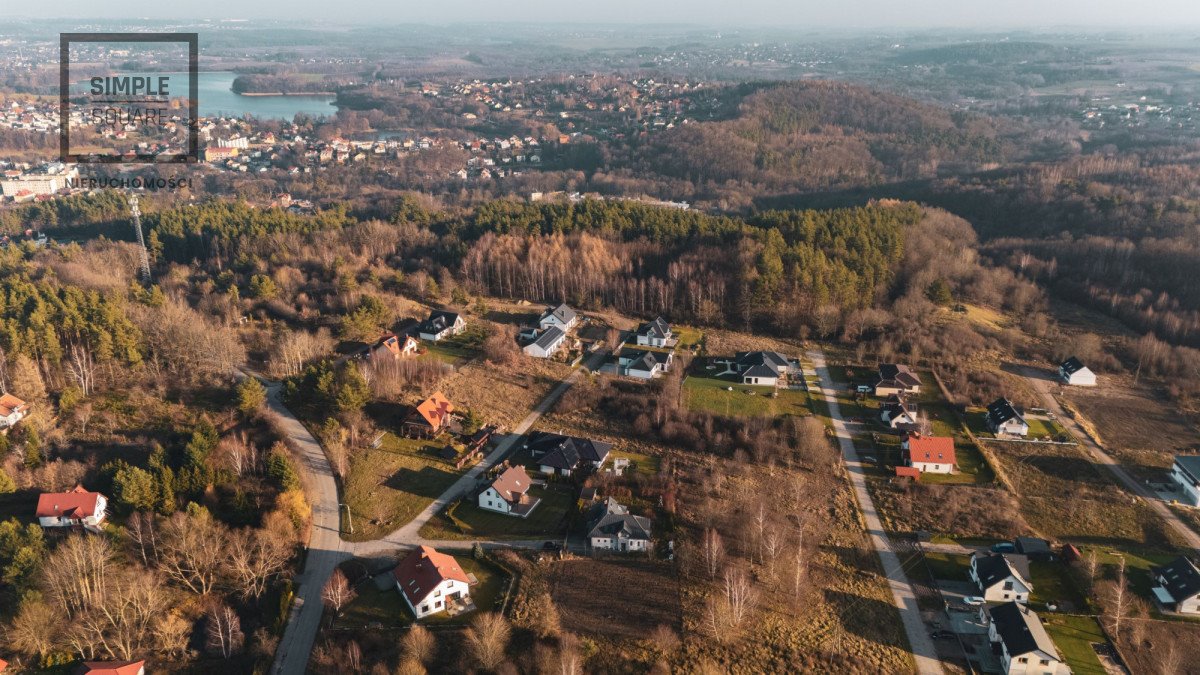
[79,661,145,675]
[392,546,472,619]
[902,433,956,474]
[404,391,455,437]
[36,485,108,532]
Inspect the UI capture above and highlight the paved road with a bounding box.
[1018,365,1200,552]
[271,348,610,673]
[806,350,944,675]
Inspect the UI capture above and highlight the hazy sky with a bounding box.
[10,0,1200,27]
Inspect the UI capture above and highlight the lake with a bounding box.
[73,71,338,121]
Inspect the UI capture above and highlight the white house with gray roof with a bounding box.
[986,602,1067,675]
[1171,455,1200,507]
[587,498,653,552]
[1151,556,1200,614]
[539,303,578,331]
[634,317,673,347]
[524,326,567,359]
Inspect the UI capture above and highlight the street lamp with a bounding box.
[339,503,354,534]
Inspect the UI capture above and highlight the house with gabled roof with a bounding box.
[526,431,612,477]
[539,303,578,331]
[587,498,652,552]
[478,464,540,517]
[612,348,673,379]
[418,310,465,342]
[404,392,456,438]
[369,332,419,361]
[986,398,1029,436]
[874,364,922,397]
[1058,356,1096,386]
[1151,556,1200,614]
[634,316,673,347]
[901,433,956,474]
[524,326,567,359]
[393,546,472,619]
[881,395,920,430]
[36,485,108,532]
[726,351,790,386]
[79,662,145,675]
[0,393,28,429]
[986,602,1067,674]
[1171,455,1200,507]
[970,552,1032,603]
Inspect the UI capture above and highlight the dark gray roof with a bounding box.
[636,316,671,339]
[736,351,789,371]
[973,552,1030,590]
[531,326,566,350]
[420,310,461,334]
[1152,556,1200,602]
[986,398,1026,426]
[878,363,921,388]
[626,349,665,372]
[528,431,612,471]
[587,498,652,541]
[743,363,780,379]
[1175,455,1200,484]
[1015,537,1051,555]
[1060,356,1087,375]
[541,303,577,325]
[989,602,1060,660]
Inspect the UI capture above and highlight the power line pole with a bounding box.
[128,191,151,283]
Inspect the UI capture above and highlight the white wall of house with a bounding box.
[524,334,565,359]
[398,578,471,619]
[1060,366,1097,386]
[591,535,649,552]
[0,410,24,428]
[540,464,572,477]
[971,562,1031,602]
[635,334,669,347]
[911,461,952,474]
[996,418,1029,436]
[1171,463,1200,506]
[539,314,576,331]
[478,487,513,514]
[743,375,778,386]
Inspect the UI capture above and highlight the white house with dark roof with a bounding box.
[1058,356,1096,386]
[1171,455,1200,507]
[986,602,1067,675]
[612,348,672,379]
[539,303,578,331]
[524,326,567,359]
[874,364,922,397]
[418,310,466,342]
[986,398,1029,437]
[970,552,1033,603]
[527,431,611,476]
[587,498,653,552]
[1151,556,1200,614]
[728,351,790,386]
[881,395,920,430]
[634,317,673,347]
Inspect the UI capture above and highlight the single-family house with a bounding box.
[539,303,578,331]
[881,395,920,429]
[1170,455,1200,507]
[613,348,673,379]
[404,392,456,438]
[986,398,1029,437]
[524,326,567,359]
[732,351,790,386]
[1014,537,1054,562]
[1151,556,1200,614]
[369,332,419,361]
[874,364,922,397]
[393,546,472,619]
[418,310,466,342]
[79,662,146,675]
[635,317,673,347]
[478,465,540,517]
[527,431,612,476]
[986,602,1067,675]
[901,433,955,474]
[970,552,1033,603]
[1058,356,1096,386]
[36,485,108,532]
[0,393,28,429]
[587,497,653,552]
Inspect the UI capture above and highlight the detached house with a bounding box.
[613,348,673,379]
[1151,556,1200,615]
[986,398,1029,437]
[36,485,108,532]
[404,392,456,438]
[986,602,1067,675]
[1171,455,1200,507]
[634,317,673,347]
[538,303,578,331]
[902,433,956,474]
[0,393,28,429]
[880,395,920,430]
[732,351,790,386]
[393,546,472,619]
[1058,356,1096,386]
[524,326,567,359]
[418,310,466,342]
[369,332,419,361]
[970,552,1033,603]
[874,364,922,397]
[478,465,540,517]
[526,431,612,477]
[79,662,146,675]
[587,498,653,552]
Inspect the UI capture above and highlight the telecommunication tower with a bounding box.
[128,192,151,283]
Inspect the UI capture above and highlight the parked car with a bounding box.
[963,596,986,606]
[542,541,562,552]
[855,385,872,393]
[990,542,1016,553]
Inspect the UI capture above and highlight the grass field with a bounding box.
[923,551,972,581]
[341,432,466,542]
[1041,614,1109,675]
[673,325,704,349]
[682,373,811,417]
[338,556,508,626]
[418,484,575,540]
[1064,386,1200,480]
[1029,561,1089,611]
[423,324,486,364]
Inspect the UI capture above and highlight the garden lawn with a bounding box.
[341,432,466,542]
[682,374,811,418]
[1040,614,1108,675]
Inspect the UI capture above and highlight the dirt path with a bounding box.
[1018,364,1200,552]
[806,350,944,675]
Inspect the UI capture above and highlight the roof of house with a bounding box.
[1152,556,1200,602]
[36,485,104,520]
[587,498,652,540]
[986,398,1026,426]
[988,602,1060,660]
[736,351,790,370]
[878,363,921,388]
[488,465,532,503]
[882,395,918,420]
[531,326,566,351]
[528,431,612,470]
[1174,455,1200,483]
[636,316,671,339]
[79,661,145,675]
[540,303,577,325]
[411,392,455,429]
[1015,537,1051,555]
[743,363,780,379]
[0,393,26,417]
[627,349,666,372]
[904,434,955,465]
[420,310,461,335]
[1060,356,1089,375]
[973,552,1031,590]
[393,546,470,607]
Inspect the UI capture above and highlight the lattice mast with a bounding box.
[129,191,151,283]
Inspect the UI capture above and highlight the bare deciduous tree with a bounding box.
[226,526,293,599]
[701,528,725,580]
[402,623,436,666]
[322,568,355,617]
[157,510,226,595]
[464,612,511,671]
[66,342,97,396]
[126,510,159,566]
[723,567,757,627]
[205,603,244,658]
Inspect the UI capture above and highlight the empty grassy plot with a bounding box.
[682,373,810,418]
